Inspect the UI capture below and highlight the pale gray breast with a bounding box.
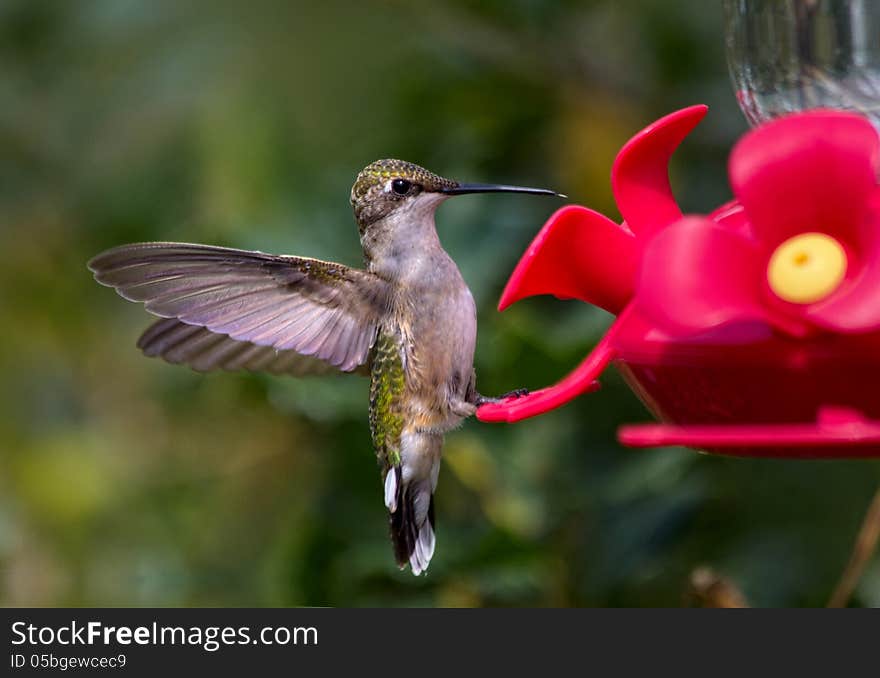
[399,255,477,398]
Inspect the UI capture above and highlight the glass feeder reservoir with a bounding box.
[724,0,880,126]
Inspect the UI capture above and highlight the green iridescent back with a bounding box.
[369,329,406,469]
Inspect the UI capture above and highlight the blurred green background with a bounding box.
[2,0,879,607]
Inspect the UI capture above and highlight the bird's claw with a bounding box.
[474,388,530,405]
[499,387,530,400]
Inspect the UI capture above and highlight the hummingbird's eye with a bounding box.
[390,178,412,195]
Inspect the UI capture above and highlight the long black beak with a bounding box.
[440,183,565,198]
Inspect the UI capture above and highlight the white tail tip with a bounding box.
[409,520,436,576]
[384,468,398,513]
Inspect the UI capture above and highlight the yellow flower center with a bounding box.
[767,232,847,304]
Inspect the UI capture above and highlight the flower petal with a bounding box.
[807,199,880,332]
[636,216,769,337]
[611,105,708,241]
[498,205,637,315]
[729,111,880,250]
[618,405,880,458]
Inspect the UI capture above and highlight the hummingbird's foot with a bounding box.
[473,388,530,406]
[499,388,530,400]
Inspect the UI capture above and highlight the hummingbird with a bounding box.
[88,159,562,575]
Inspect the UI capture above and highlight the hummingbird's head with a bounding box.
[350,159,457,231]
[350,158,563,232]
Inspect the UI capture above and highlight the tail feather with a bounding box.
[409,497,436,575]
[388,470,436,576]
[384,466,398,513]
[413,500,436,572]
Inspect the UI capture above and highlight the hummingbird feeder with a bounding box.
[478,1,880,458]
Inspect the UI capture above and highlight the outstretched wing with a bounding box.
[89,242,391,374]
[136,317,348,376]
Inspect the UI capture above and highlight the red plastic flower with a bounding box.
[477,105,880,457]
[637,111,880,340]
[478,106,880,457]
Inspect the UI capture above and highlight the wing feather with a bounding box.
[90,242,390,376]
[137,318,347,376]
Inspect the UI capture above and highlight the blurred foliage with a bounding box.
[1,0,879,607]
